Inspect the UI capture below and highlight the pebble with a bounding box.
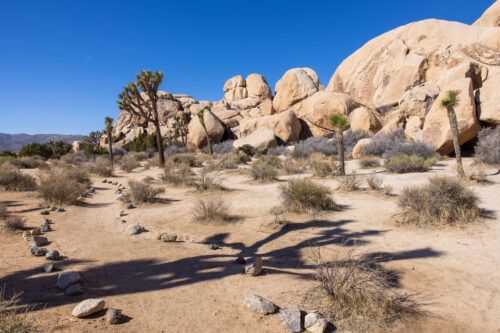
[304,311,328,333]
[71,299,105,318]
[243,294,278,315]
[244,257,263,276]
[30,246,47,256]
[160,233,177,242]
[46,250,61,261]
[107,308,124,324]
[65,283,84,296]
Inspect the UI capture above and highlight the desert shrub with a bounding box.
[267,145,289,156]
[382,185,394,196]
[127,180,165,204]
[282,158,305,175]
[164,144,188,156]
[0,151,16,158]
[399,177,480,226]
[3,156,46,169]
[250,157,280,182]
[86,158,114,177]
[361,129,434,158]
[469,170,491,184]
[366,174,383,190]
[194,169,224,191]
[235,144,256,157]
[0,170,37,191]
[293,130,372,158]
[279,178,335,213]
[338,173,361,192]
[209,153,247,170]
[0,288,35,333]
[192,198,230,224]
[38,169,88,205]
[121,155,141,172]
[203,140,234,154]
[309,159,338,177]
[162,161,193,186]
[474,127,500,165]
[18,142,52,159]
[128,132,158,152]
[2,216,25,232]
[385,155,436,173]
[169,153,201,167]
[0,203,7,220]
[142,176,155,184]
[310,248,423,331]
[359,156,380,169]
[61,152,86,165]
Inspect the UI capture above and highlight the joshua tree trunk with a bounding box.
[337,131,346,176]
[446,106,465,178]
[152,114,165,167]
[107,130,113,166]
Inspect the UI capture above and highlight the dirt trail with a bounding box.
[0,158,499,332]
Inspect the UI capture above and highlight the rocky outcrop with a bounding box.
[273,68,320,113]
[473,1,500,27]
[187,110,226,150]
[238,110,302,143]
[233,128,277,151]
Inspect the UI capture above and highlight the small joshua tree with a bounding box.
[118,70,166,167]
[197,109,213,155]
[329,114,350,176]
[173,112,190,147]
[104,116,114,165]
[440,90,465,178]
[81,130,104,161]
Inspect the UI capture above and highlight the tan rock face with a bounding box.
[473,1,500,27]
[352,138,373,159]
[398,82,440,118]
[187,110,226,150]
[349,106,381,132]
[233,128,277,151]
[422,78,480,154]
[273,68,320,113]
[404,116,424,141]
[238,110,302,143]
[246,74,272,99]
[478,68,500,124]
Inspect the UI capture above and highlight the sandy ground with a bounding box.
[0,158,499,332]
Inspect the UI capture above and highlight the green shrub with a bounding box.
[127,132,158,152]
[279,178,335,213]
[127,180,165,204]
[0,151,16,158]
[18,142,52,159]
[399,177,480,226]
[0,170,37,191]
[193,198,230,224]
[385,155,436,173]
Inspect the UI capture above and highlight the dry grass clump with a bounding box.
[0,203,7,220]
[338,173,361,192]
[192,198,230,224]
[38,169,89,205]
[0,289,35,333]
[212,153,248,170]
[2,216,26,233]
[162,161,193,186]
[309,160,338,177]
[169,153,201,167]
[121,155,141,173]
[359,156,381,169]
[309,248,424,332]
[366,174,383,190]
[0,169,38,192]
[126,180,165,204]
[194,169,225,191]
[279,178,335,213]
[399,177,480,226]
[2,156,47,169]
[385,155,436,174]
[250,156,280,182]
[282,157,305,175]
[86,158,114,177]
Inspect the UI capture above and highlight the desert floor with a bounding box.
[1,158,499,333]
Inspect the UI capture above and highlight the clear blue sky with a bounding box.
[0,0,493,135]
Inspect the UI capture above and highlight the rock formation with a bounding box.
[110,1,499,155]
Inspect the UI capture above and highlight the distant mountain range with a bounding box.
[0,133,84,152]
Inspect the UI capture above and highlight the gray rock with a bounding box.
[57,271,82,290]
[43,263,58,273]
[30,246,47,256]
[280,306,302,333]
[46,250,61,261]
[64,283,84,296]
[304,312,328,333]
[125,203,135,209]
[119,210,127,217]
[41,222,51,232]
[129,224,145,235]
[30,228,42,236]
[41,210,50,215]
[243,294,278,315]
[160,233,177,242]
[107,308,124,324]
[71,298,105,318]
[244,257,263,276]
[27,236,49,247]
[57,208,65,212]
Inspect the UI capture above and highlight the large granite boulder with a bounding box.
[187,110,226,150]
[273,68,320,113]
[238,110,302,143]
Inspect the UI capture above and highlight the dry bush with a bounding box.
[2,216,26,233]
[3,157,47,169]
[0,169,37,192]
[169,153,201,167]
[142,176,155,184]
[250,157,280,182]
[382,185,393,196]
[127,180,165,204]
[38,169,88,205]
[279,178,335,213]
[385,155,436,173]
[366,174,383,190]
[0,288,35,333]
[61,152,86,165]
[162,161,193,186]
[469,170,491,184]
[293,130,372,158]
[121,155,141,173]
[361,129,434,159]
[474,127,500,165]
[399,177,480,226]
[338,173,361,192]
[282,157,305,175]
[359,156,381,169]
[309,159,338,177]
[0,203,7,220]
[86,158,113,177]
[309,248,424,332]
[214,153,246,170]
[194,169,224,191]
[64,167,92,188]
[192,198,230,224]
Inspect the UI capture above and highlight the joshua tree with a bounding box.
[117,70,166,167]
[329,114,350,176]
[81,131,104,161]
[440,90,465,178]
[104,116,114,166]
[173,112,190,147]
[197,109,213,155]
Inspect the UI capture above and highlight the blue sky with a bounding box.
[0,0,493,135]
